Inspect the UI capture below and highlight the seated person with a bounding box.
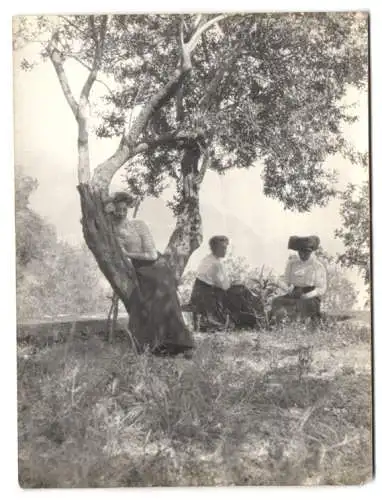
[270,235,327,325]
[190,235,263,330]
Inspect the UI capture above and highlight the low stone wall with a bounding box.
[17,316,130,345]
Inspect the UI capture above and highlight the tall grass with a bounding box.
[18,320,372,487]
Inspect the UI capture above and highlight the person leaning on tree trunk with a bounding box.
[106,191,194,357]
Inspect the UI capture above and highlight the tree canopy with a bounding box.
[335,180,370,285]
[15,13,368,212]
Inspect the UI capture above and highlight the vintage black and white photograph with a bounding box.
[13,11,372,487]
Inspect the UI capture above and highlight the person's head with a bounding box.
[298,247,313,261]
[288,235,319,261]
[108,192,135,221]
[209,235,229,258]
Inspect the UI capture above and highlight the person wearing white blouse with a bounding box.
[190,235,263,331]
[271,235,327,326]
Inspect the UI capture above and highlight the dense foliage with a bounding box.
[15,13,368,212]
[335,181,370,285]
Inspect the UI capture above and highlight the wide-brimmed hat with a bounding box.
[288,235,320,252]
[110,191,136,206]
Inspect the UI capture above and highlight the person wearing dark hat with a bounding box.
[190,235,263,331]
[270,235,327,325]
[107,191,194,356]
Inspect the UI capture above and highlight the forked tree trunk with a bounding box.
[48,15,224,332]
[78,162,204,318]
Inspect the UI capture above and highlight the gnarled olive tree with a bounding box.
[14,13,368,327]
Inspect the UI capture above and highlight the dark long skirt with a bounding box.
[190,278,264,330]
[270,286,321,325]
[128,255,194,355]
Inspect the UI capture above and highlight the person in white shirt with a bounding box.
[194,238,231,291]
[190,235,263,331]
[271,235,327,326]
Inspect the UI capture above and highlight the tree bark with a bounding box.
[164,191,203,283]
[164,148,208,281]
[77,183,140,312]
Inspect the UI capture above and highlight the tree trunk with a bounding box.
[164,193,203,283]
[78,148,204,319]
[77,183,140,313]
[164,148,205,282]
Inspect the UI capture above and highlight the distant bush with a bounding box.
[16,166,110,320]
[316,249,358,313]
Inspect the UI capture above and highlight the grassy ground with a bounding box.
[17,318,373,487]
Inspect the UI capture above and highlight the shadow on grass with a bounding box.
[17,323,372,487]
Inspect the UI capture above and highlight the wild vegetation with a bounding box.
[18,318,372,487]
[15,165,109,321]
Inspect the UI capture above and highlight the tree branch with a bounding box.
[126,71,191,147]
[186,14,229,52]
[69,54,114,96]
[193,14,204,30]
[175,17,188,124]
[75,16,108,185]
[50,17,108,185]
[128,83,143,132]
[198,43,242,112]
[48,38,78,118]
[179,15,186,48]
[58,15,89,37]
[91,14,232,193]
[133,129,206,155]
[80,15,107,100]
[196,150,210,185]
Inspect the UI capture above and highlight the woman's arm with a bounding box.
[127,220,158,260]
[281,256,295,293]
[302,260,328,299]
[214,261,231,291]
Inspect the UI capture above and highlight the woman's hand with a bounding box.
[301,290,318,300]
[126,251,158,261]
[231,279,242,286]
[104,201,115,214]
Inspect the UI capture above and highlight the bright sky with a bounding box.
[12,21,369,303]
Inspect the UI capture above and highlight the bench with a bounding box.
[180,303,230,332]
[180,303,201,331]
